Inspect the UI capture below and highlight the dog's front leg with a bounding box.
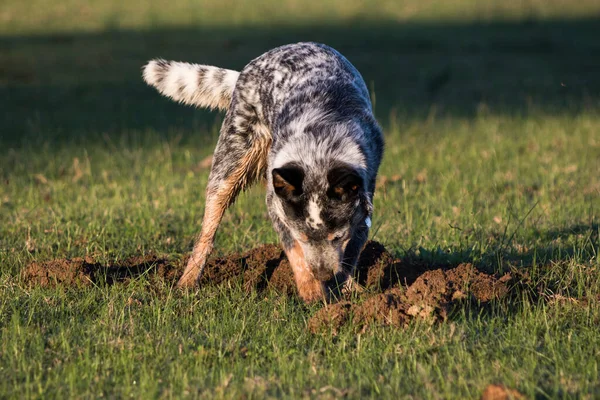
[177,184,232,288]
[284,241,325,303]
[268,199,325,303]
[178,133,270,288]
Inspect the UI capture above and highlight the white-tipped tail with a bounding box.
[142,59,239,111]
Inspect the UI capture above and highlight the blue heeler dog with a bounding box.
[143,42,383,302]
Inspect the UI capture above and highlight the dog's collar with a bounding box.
[365,216,372,228]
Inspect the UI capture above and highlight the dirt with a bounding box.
[199,244,298,295]
[23,254,180,286]
[22,240,513,332]
[480,384,525,400]
[308,263,512,334]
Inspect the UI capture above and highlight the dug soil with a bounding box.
[23,241,512,332]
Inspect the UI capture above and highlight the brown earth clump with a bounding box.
[480,384,525,400]
[308,263,512,334]
[24,257,97,287]
[22,240,409,292]
[201,244,284,290]
[23,241,512,332]
[306,301,353,336]
[22,254,179,287]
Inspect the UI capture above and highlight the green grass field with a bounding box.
[1,1,599,398]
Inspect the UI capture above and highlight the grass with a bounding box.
[1,0,600,398]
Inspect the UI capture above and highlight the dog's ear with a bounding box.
[272,165,304,200]
[327,166,363,201]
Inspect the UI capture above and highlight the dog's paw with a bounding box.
[342,276,364,294]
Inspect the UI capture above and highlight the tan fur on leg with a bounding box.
[177,191,225,288]
[177,134,271,288]
[286,241,325,303]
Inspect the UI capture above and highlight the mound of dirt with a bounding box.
[199,243,298,295]
[308,263,512,334]
[23,241,512,332]
[354,241,433,289]
[23,254,179,287]
[24,241,399,293]
[480,384,524,400]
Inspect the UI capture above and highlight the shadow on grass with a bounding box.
[1,17,600,148]
[540,222,599,242]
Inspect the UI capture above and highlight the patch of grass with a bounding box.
[1,0,600,398]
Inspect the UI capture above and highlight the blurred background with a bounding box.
[2,0,599,146]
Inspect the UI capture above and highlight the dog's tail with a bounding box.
[142,59,240,111]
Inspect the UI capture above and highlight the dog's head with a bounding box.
[271,160,372,281]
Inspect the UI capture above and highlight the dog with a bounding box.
[142,42,383,302]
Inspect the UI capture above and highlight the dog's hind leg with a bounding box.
[177,115,271,288]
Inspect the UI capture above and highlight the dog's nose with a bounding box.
[312,263,334,281]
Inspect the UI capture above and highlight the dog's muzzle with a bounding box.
[311,261,336,281]
[312,268,335,281]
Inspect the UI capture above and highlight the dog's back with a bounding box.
[235,43,372,124]
[237,43,382,183]
[144,43,378,141]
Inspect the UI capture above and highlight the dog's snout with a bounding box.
[312,262,335,281]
